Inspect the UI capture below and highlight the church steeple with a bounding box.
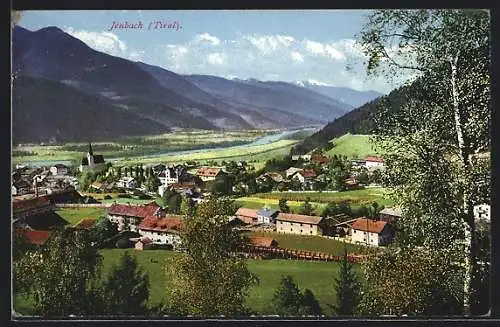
[88,142,93,156]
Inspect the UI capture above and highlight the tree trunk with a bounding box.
[450,55,477,316]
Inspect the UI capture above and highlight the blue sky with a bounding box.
[17,10,413,94]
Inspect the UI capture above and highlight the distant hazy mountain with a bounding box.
[12,25,377,143]
[296,80,384,108]
[184,75,352,123]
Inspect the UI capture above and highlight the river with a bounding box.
[15,126,320,168]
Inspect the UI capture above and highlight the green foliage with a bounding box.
[210,175,234,196]
[358,247,463,316]
[166,197,257,316]
[271,275,323,317]
[333,250,360,316]
[89,216,118,245]
[327,155,352,191]
[298,197,315,216]
[279,198,290,213]
[102,252,150,315]
[145,175,161,193]
[14,229,102,316]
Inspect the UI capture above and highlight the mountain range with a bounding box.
[12,25,383,143]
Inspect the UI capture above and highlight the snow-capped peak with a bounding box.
[306,79,334,86]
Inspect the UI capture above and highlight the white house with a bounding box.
[350,218,392,246]
[286,167,303,178]
[138,216,183,249]
[291,154,312,161]
[158,167,179,186]
[364,156,385,170]
[12,180,31,196]
[117,176,137,189]
[276,213,324,236]
[107,202,164,232]
[49,164,69,176]
[256,208,279,224]
[196,167,225,182]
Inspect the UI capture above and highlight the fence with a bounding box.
[240,245,367,263]
[55,203,112,208]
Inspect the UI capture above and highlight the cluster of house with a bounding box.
[233,205,402,247]
[106,202,183,250]
[12,164,79,197]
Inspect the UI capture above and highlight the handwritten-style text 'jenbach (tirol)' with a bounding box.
[108,20,182,31]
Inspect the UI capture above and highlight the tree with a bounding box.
[279,199,290,213]
[166,197,257,316]
[210,175,234,196]
[298,197,314,216]
[271,275,304,316]
[89,216,118,245]
[359,9,490,315]
[358,247,462,316]
[102,251,150,315]
[357,169,370,185]
[145,175,161,193]
[79,171,93,191]
[333,249,360,316]
[300,289,323,316]
[180,196,194,217]
[14,229,103,316]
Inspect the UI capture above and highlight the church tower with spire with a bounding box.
[87,142,95,168]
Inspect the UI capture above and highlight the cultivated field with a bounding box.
[325,133,384,159]
[240,188,394,208]
[56,207,108,225]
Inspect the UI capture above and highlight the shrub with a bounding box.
[115,238,132,249]
[117,193,132,199]
[138,194,152,200]
[103,195,112,200]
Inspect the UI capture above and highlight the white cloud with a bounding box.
[64,27,127,56]
[304,40,345,61]
[129,50,145,61]
[291,52,304,63]
[244,34,295,54]
[207,52,226,65]
[194,33,220,46]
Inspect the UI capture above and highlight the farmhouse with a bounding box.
[107,202,164,232]
[292,169,317,190]
[234,207,259,224]
[196,167,225,182]
[256,208,279,224]
[138,216,183,249]
[158,167,182,186]
[117,176,137,189]
[12,196,68,230]
[379,207,402,224]
[12,196,54,221]
[350,218,393,246]
[364,156,385,170]
[79,142,106,173]
[50,164,69,176]
[276,213,325,236]
[291,154,312,161]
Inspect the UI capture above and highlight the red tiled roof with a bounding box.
[138,216,183,232]
[74,218,97,229]
[351,218,387,234]
[277,213,323,225]
[235,208,259,219]
[12,196,52,214]
[300,169,317,178]
[108,202,163,218]
[18,229,52,245]
[168,183,196,190]
[248,236,277,247]
[311,155,330,164]
[365,156,385,163]
[196,167,222,177]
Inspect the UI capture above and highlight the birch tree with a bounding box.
[358,9,490,315]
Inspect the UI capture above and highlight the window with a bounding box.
[310,224,313,228]
[300,230,303,233]
[290,228,293,232]
[310,230,313,234]
[300,223,303,227]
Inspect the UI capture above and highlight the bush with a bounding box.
[117,193,132,199]
[138,194,152,200]
[115,238,132,249]
[103,195,112,200]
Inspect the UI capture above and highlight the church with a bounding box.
[79,142,106,173]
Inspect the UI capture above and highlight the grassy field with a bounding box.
[251,188,394,206]
[14,249,351,316]
[236,197,325,212]
[325,134,382,159]
[247,231,364,256]
[55,207,108,225]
